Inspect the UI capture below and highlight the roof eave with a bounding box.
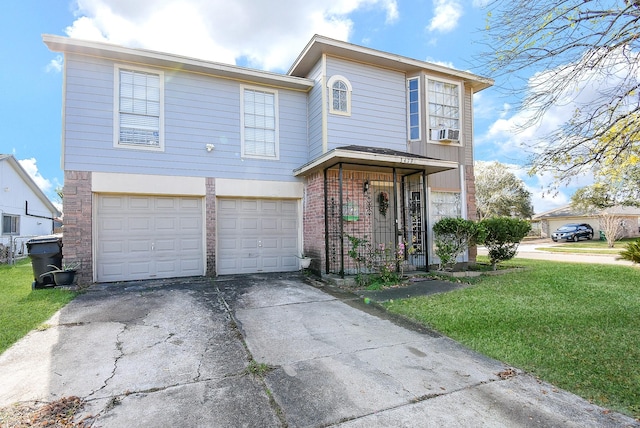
[288,34,494,92]
[42,34,315,92]
[293,148,459,177]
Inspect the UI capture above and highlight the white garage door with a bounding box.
[217,198,299,275]
[96,195,204,282]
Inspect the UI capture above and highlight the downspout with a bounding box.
[422,170,429,271]
[25,201,56,233]
[338,164,344,277]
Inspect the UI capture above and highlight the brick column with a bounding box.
[303,172,326,273]
[205,177,216,276]
[465,164,478,262]
[62,171,92,286]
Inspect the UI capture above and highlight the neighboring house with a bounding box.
[0,154,60,260]
[43,34,493,284]
[533,204,640,239]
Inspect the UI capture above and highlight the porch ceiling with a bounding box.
[293,145,459,177]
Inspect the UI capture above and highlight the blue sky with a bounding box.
[1,0,583,213]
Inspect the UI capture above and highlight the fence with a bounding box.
[0,235,38,265]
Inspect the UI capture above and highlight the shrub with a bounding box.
[433,217,486,270]
[618,238,640,264]
[480,217,531,270]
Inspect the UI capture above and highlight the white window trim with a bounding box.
[426,76,463,147]
[2,213,20,235]
[113,64,165,152]
[240,84,280,160]
[407,77,421,141]
[327,75,352,116]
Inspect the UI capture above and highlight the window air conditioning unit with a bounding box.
[431,128,460,142]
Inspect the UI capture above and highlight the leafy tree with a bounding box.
[475,161,534,220]
[480,0,640,188]
[55,186,63,204]
[433,217,486,271]
[480,217,531,270]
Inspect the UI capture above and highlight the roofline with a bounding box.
[293,147,459,177]
[288,34,494,92]
[0,155,60,216]
[42,34,315,92]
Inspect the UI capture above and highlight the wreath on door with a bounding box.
[378,191,389,216]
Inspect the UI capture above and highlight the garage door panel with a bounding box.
[129,197,152,209]
[282,238,297,250]
[96,195,204,282]
[217,198,299,275]
[130,217,152,232]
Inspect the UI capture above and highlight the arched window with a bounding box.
[327,75,352,116]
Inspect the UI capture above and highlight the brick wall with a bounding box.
[303,171,326,273]
[62,171,92,286]
[465,164,478,262]
[205,178,216,276]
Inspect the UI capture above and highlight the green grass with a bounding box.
[384,258,640,418]
[0,259,77,354]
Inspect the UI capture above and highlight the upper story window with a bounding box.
[327,75,352,116]
[114,65,164,151]
[241,86,279,159]
[407,78,420,140]
[2,214,19,235]
[428,79,461,143]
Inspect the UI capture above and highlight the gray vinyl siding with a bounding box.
[63,54,308,182]
[307,61,324,160]
[463,85,473,166]
[325,57,406,152]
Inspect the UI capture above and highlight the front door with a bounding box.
[372,184,396,252]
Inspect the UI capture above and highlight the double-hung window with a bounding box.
[114,66,164,150]
[428,79,460,142]
[241,86,279,159]
[407,77,420,140]
[2,214,19,235]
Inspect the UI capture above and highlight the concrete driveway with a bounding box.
[0,274,637,427]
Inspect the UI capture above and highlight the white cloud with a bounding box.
[45,55,64,73]
[18,158,53,194]
[65,0,399,71]
[427,0,463,33]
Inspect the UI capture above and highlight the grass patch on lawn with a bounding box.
[0,259,77,355]
[384,258,640,418]
[539,247,622,255]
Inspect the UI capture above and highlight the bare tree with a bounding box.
[598,212,625,248]
[479,0,640,188]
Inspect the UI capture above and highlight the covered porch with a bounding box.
[295,146,458,277]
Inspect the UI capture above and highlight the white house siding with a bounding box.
[0,158,56,251]
[324,57,407,152]
[63,54,308,183]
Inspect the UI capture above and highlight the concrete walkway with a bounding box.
[0,274,637,427]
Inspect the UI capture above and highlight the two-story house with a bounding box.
[43,34,493,284]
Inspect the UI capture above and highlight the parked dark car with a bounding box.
[551,223,594,242]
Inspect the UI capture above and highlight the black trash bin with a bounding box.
[27,235,63,289]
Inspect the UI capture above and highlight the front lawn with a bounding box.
[384,258,640,418]
[0,259,77,354]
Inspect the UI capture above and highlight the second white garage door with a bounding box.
[217,198,299,275]
[96,195,204,282]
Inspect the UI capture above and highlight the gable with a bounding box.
[0,155,59,216]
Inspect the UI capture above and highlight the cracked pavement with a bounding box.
[0,273,638,427]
